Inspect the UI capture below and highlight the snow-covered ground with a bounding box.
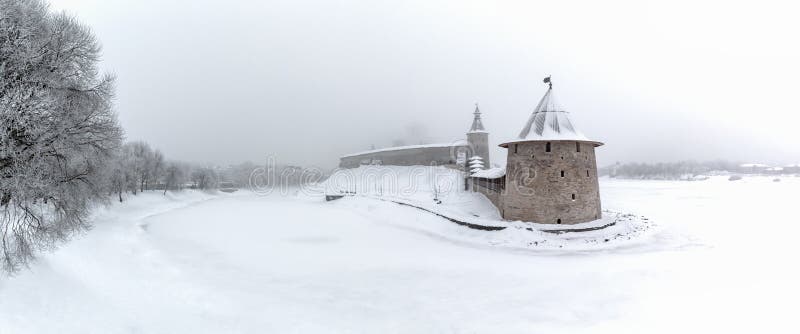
[323,165,658,251]
[1,173,798,333]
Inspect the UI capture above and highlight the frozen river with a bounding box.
[0,176,797,333]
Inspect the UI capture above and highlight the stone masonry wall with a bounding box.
[471,181,502,208]
[501,140,601,224]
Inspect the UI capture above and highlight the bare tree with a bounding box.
[106,152,132,202]
[126,141,153,193]
[227,161,258,188]
[163,161,189,194]
[191,166,217,190]
[150,150,164,191]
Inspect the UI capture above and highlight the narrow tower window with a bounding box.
[586,170,590,177]
[576,142,581,152]
[514,144,518,154]
[546,142,551,152]
[557,219,562,224]
[571,193,576,200]
[560,170,565,177]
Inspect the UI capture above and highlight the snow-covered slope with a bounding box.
[322,165,657,251]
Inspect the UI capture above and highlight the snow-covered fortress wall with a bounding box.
[468,176,504,208]
[339,143,468,168]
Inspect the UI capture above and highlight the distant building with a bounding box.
[765,167,784,174]
[784,164,800,174]
[738,163,769,174]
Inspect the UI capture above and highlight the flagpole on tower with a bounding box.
[543,76,552,89]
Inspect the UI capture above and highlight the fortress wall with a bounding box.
[339,145,467,168]
[471,181,502,208]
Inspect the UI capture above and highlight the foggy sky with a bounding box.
[51,0,800,168]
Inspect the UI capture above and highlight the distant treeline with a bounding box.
[106,141,222,202]
[599,160,740,180]
[220,161,328,190]
[599,160,800,180]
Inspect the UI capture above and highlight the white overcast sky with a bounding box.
[50,0,800,168]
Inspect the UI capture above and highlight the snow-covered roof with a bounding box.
[739,163,769,168]
[468,156,483,161]
[341,143,468,158]
[471,167,506,179]
[468,104,486,133]
[500,86,602,147]
[766,167,784,171]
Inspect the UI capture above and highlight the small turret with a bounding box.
[467,104,490,168]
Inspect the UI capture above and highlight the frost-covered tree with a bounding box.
[106,151,133,202]
[163,162,183,194]
[191,166,217,190]
[0,0,122,272]
[104,143,182,198]
[226,161,258,188]
[149,149,164,190]
[125,141,152,193]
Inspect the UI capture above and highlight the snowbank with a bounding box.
[322,165,656,252]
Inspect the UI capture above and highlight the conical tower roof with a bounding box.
[468,104,486,133]
[500,84,602,147]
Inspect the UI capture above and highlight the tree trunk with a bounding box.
[0,193,10,207]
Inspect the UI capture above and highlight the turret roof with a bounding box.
[468,104,486,133]
[500,83,602,147]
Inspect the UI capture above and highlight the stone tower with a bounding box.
[499,81,603,224]
[467,104,490,168]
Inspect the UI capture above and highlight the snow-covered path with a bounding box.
[1,177,799,333]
